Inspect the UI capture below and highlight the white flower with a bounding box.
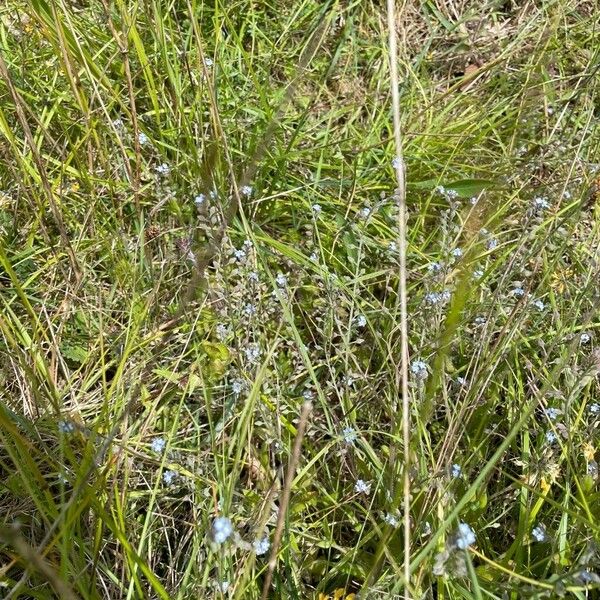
[138,132,149,145]
[151,437,166,454]
[454,522,476,549]
[234,248,246,261]
[194,194,205,206]
[113,118,124,129]
[311,204,322,216]
[253,536,270,556]
[232,379,244,395]
[212,516,233,544]
[155,163,170,176]
[275,273,287,287]
[354,479,371,495]
[450,248,463,259]
[355,314,367,328]
[531,524,546,542]
[240,185,253,196]
[204,57,213,68]
[580,332,591,344]
[512,286,525,297]
[589,403,600,414]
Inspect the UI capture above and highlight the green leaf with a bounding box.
[61,343,88,364]
[445,179,496,197]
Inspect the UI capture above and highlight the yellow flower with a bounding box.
[550,267,573,294]
[583,442,595,461]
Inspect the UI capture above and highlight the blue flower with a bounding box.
[358,206,372,220]
[580,332,591,344]
[155,163,170,176]
[451,464,462,478]
[531,524,546,542]
[545,431,557,444]
[454,523,476,549]
[411,360,429,380]
[354,479,371,495]
[151,437,166,454]
[544,408,560,420]
[533,299,545,311]
[58,420,75,434]
[138,132,149,145]
[240,185,253,196]
[253,536,270,556]
[435,186,458,200]
[384,512,399,527]
[194,194,205,206]
[355,314,367,328]
[162,470,177,485]
[212,516,233,544]
[486,238,498,251]
[245,343,261,364]
[342,427,357,445]
[532,196,550,212]
[232,379,244,395]
[243,303,256,316]
[216,323,229,340]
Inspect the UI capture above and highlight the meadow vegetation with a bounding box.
[0,0,599,598]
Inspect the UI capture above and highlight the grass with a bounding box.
[1,0,600,598]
